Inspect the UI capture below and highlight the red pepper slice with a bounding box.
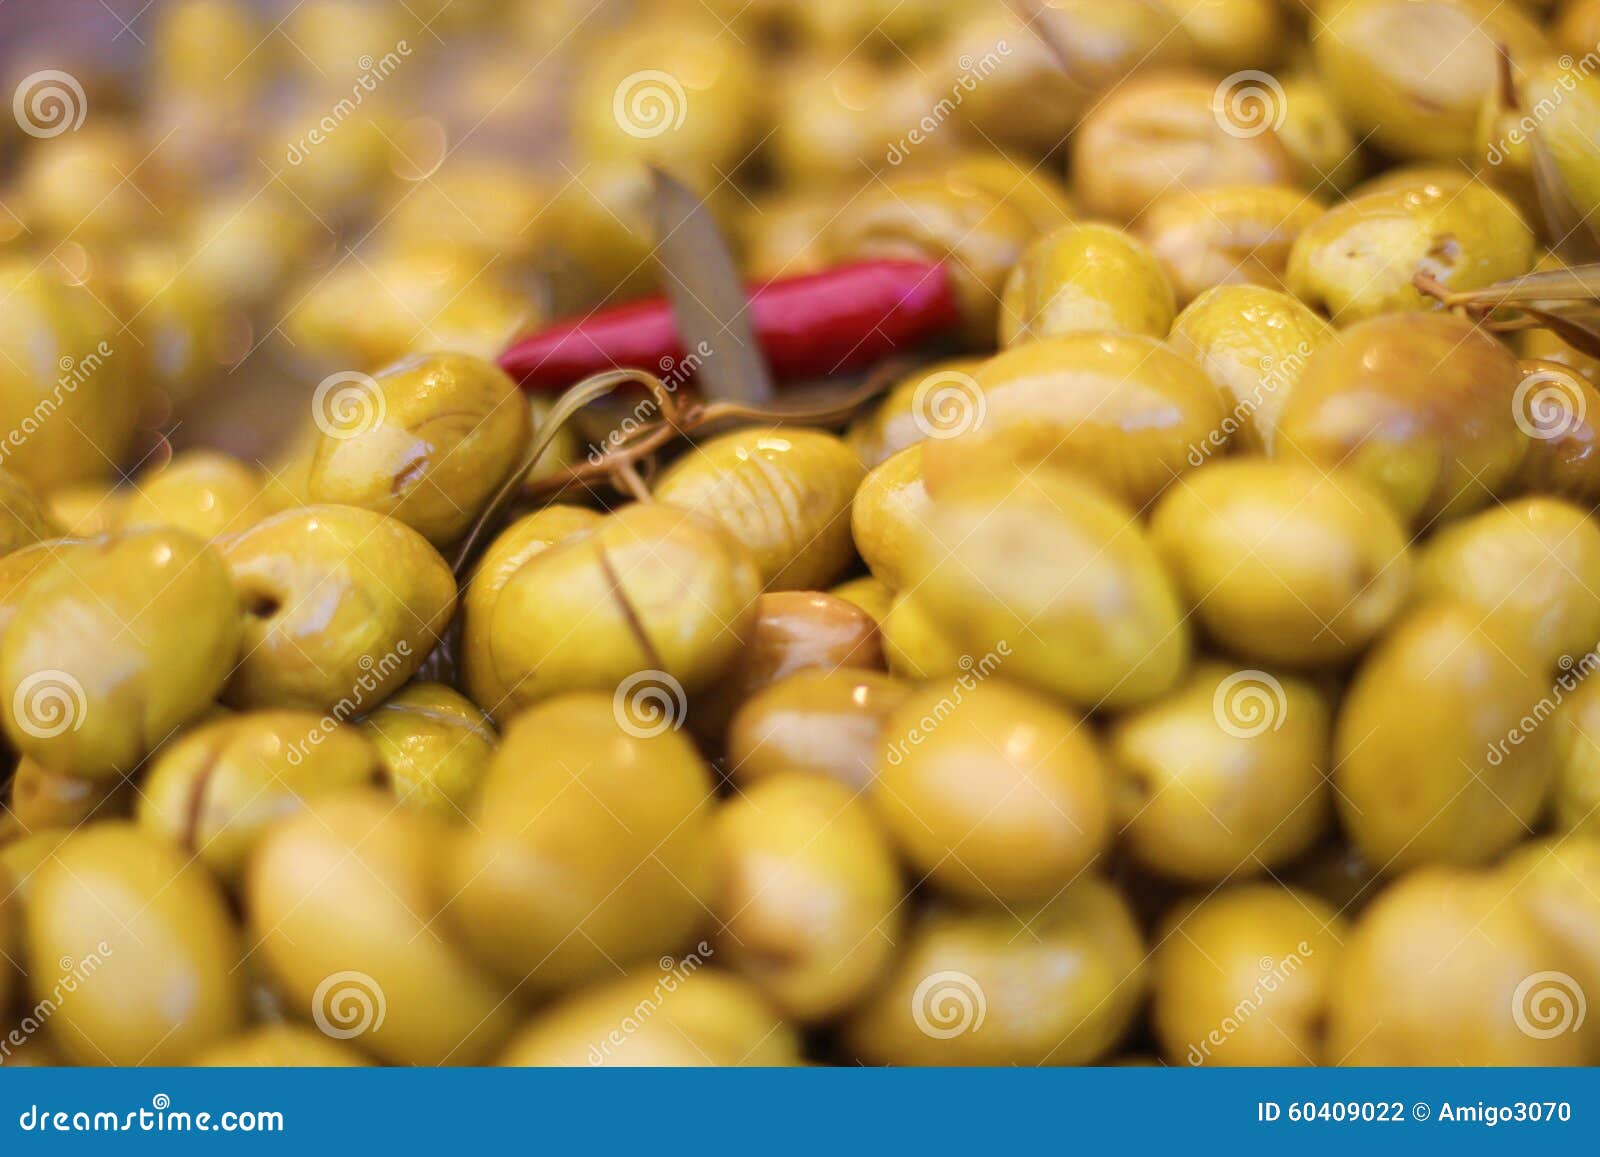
[498,259,958,390]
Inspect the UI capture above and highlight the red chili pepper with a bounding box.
[498,259,958,390]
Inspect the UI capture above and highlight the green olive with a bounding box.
[26,824,244,1065]
[0,469,54,556]
[1154,0,1282,71]
[769,58,945,187]
[43,482,122,538]
[712,772,902,1021]
[726,668,911,792]
[1327,866,1589,1064]
[1152,885,1346,1066]
[523,394,586,490]
[1274,73,1364,192]
[7,756,125,830]
[16,127,158,243]
[1108,662,1332,880]
[1137,185,1321,306]
[905,467,1190,708]
[851,444,932,592]
[1285,179,1534,322]
[999,223,1175,344]
[845,880,1146,1065]
[922,333,1227,509]
[1273,311,1528,526]
[0,539,87,642]
[477,503,759,719]
[880,591,970,680]
[138,711,383,884]
[847,358,987,468]
[444,693,716,994]
[873,678,1112,903]
[1551,678,1600,838]
[306,353,530,547]
[498,968,801,1067]
[654,428,865,590]
[219,505,455,712]
[118,449,280,539]
[1513,358,1600,505]
[1,529,240,778]
[1334,603,1554,870]
[362,683,496,820]
[828,574,894,625]
[1499,838,1600,1011]
[248,790,515,1065]
[191,1025,372,1067]
[1150,460,1412,666]
[461,505,603,714]
[1167,284,1333,454]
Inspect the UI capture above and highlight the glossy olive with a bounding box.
[1552,677,1600,838]
[851,444,932,592]
[1138,185,1321,306]
[828,574,894,625]
[999,223,1175,344]
[879,591,971,681]
[727,668,910,792]
[118,450,279,539]
[362,683,496,820]
[1512,359,1600,505]
[7,757,125,830]
[848,358,987,468]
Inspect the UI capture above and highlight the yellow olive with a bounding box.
[445,693,716,994]
[138,711,382,884]
[712,773,902,1021]
[106,243,227,406]
[1513,359,1600,505]
[1552,678,1600,838]
[874,678,1112,902]
[498,968,801,1067]
[1313,0,1549,162]
[267,94,397,220]
[1153,885,1346,1066]
[1137,185,1321,306]
[1154,0,1283,72]
[654,428,865,590]
[1285,179,1534,322]
[848,358,987,468]
[378,158,553,268]
[906,467,1190,708]
[826,174,1037,345]
[1514,62,1600,229]
[150,0,263,103]
[939,153,1078,236]
[1327,866,1589,1064]
[880,591,970,680]
[1108,662,1332,880]
[1150,460,1412,666]
[16,127,157,243]
[1556,0,1600,59]
[1,529,240,779]
[727,668,911,792]
[7,757,125,831]
[0,469,54,556]
[470,503,760,720]
[1168,285,1333,455]
[1499,838,1600,1010]
[851,444,931,592]
[247,791,516,1066]
[0,871,17,1018]
[1334,603,1554,870]
[999,223,1175,344]
[739,189,837,281]
[219,505,455,712]
[461,504,604,715]
[0,539,87,642]
[770,58,945,186]
[118,450,279,538]
[307,353,530,547]
[0,258,140,489]
[1522,325,1600,389]
[182,187,319,311]
[1274,73,1365,192]
[26,824,244,1065]
[42,482,122,538]
[362,682,496,820]
[829,574,894,625]
[923,333,1227,510]
[0,830,69,911]
[1070,70,1299,225]
[192,1025,371,1067]
[845,880,1146,1065]
[1416,497,1600,673]
[523,394,586,490]
[1273,311,1528,526]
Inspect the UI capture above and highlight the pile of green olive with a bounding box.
[2,0,1600,1068]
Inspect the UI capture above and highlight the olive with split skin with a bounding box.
[361,682,497,819]
[218,504,456,713]
[444,693,717,995]
[727,668,911,792]
[1,528,241,779]
[998,222,1175,344]
[851,444,932,593]
[306,352,530,548]
[847,358,986,468]
[138,710,384,885]
[1137,185,1322,306]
